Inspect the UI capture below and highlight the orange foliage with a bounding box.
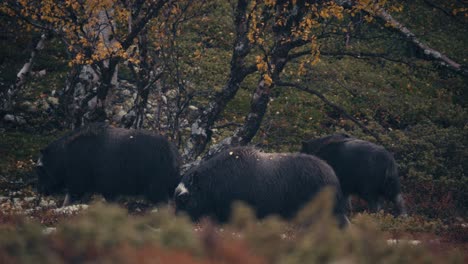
[244,0,402,79]
[0,0,180,67]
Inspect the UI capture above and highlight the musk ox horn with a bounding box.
[36,156,44,166]
[175,183,189,196]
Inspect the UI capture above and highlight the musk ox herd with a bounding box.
[36,123,408,228]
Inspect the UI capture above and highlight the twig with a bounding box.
[276,81,383,143]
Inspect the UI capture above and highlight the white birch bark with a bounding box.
[2,33,47,111]
[375,8,467,77]
[15,33,47,88]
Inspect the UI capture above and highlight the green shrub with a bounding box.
[0,196,465,264]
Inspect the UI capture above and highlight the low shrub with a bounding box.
[0,193,464,264]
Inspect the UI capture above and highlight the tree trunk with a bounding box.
[72,10,119,127]
[183,0,255,160]
[83,63,117,124]
[122,18,152,129]
[203,46,292,160]
[68,65,100,128]
[60,62,115,128]
[1,33,47,111]
[199,2,315,159]
[58,64,82,128]
[234,47,289,145]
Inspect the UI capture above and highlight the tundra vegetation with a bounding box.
[0,0,466,262]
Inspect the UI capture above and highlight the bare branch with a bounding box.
[213,122,242,130]
[320,51,414,66]
[276,81,383,143]
[374,8,467,77]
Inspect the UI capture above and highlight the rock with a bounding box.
[179,119,189,128]
[24,209,35,215]
[121,89,132,96]
[42,227,56,235]
[32,69,47,77]
[3,114,15,122]
[47,97,59,106]
[53,204,89,215]
[113,110,127,122]
[165,89,178,99]
[87,96,97,109]
[3,114,26,125]
[408,240,421,245]
[28,103,38,112]
[38,100,50,111]
[23,197,36,203]
[124,101,133,109]
[387,239,421,246]
[39,198,56,208]
[20,101,38,112]
[113,105,123,113]
[20,101,32,109]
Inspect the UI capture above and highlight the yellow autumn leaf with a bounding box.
[263,74,273,86]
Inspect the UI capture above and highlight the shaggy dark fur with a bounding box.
[36,123,181,204]
[301,133,407,215]
[174,147,348,226]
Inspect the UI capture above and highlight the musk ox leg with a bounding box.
[35,194,42,207]
[394,193,408,217]
[345,196,353,214]
[337,214,351,228]
[103,194,117,203]
[144,182,173,204]
[62,193,84,207]
[62,193,71,207]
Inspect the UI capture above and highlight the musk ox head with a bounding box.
[174,170,210,221]
[301,133,352,154]
[36,148,65,195]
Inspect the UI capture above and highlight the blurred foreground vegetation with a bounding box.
[0,191,465,264]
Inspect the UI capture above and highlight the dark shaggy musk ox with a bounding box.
[36,123,181,205]
[174,147,348,227]
[301,133,407,216]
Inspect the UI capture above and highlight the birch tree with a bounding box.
[2,0,171,127]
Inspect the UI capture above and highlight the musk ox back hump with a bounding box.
[37,123,181,204]
[175,147,346,225]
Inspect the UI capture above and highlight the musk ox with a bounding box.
[174,147,348,226]
[36,123,181,205]
[301,133,407,216]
